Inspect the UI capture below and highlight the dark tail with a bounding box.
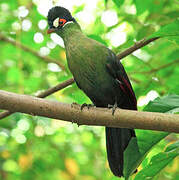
[105,127,136,177]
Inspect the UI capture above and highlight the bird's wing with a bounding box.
[106,50,137,110]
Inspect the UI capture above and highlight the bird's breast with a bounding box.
[65,38,117,105]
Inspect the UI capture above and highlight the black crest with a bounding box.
[47,6,74,28]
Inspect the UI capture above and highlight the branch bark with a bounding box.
[0,90,179,133]
[0,33,65,70]
[0,78,75,119]
[117,37,159,60]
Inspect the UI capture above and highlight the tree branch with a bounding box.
[0,32,159,69]
[117,37,160,60]
[0,33,65,70]
[0,90,179,133]
[131,59,179,74]
[0,78,75,119]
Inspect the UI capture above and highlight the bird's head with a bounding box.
[47,6,79,36]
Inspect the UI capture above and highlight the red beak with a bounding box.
[47,28,56,34]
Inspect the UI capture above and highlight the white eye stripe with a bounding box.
[53,17,59,28]
[63,21,73,28]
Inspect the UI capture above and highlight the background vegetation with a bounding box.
[0,0,179,179]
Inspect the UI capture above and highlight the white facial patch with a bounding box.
[63,21,74,28]
[53,17,59,28]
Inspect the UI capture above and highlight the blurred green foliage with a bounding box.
[0,0,179,179]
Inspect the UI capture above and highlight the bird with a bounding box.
[47,6,137,177]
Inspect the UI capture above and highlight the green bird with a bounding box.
[47,6,137,177]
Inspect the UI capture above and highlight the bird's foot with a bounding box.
[108,101,118,115]
[71,102,79,108]
[81,103,94,111]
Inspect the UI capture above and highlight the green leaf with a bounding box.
[144,94,179,113]
[136,25,155,40]
[123,131,169,179]
[104,0,108,6]
[7,67,22,83]
[112,0,125,7]
[134,0,152,15]
[18,0,31,6]
[149,19,179,45]
[165,141,179,152]
[166,108,179,114]
[134,0,164,15]
[73,4,85,14]
[123,94,179,178]
[134,141,179,180]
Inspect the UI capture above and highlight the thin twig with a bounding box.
[0,33,65,70]
[129,76,141,83]
[0,78,75,119]
[0,90,179,132]
[117,37,160,60]
[130,59,179,74]
[144,59,179,74]
[36,78,74,98]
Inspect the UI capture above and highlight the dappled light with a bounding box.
[0,0,179,180]
[33,32,44,43]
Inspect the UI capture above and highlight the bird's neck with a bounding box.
[57,22,84,45]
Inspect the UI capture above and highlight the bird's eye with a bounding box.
[59,18,67,26]
[53,18,67,28]
[53,17,59,28]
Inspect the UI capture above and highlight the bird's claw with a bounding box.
[81,103,94,111]
[108,101,118,115]
[71,102,78,108]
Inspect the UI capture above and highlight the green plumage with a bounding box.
[60,23,116,106]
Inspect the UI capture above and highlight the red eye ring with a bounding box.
[59,18,67,26]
